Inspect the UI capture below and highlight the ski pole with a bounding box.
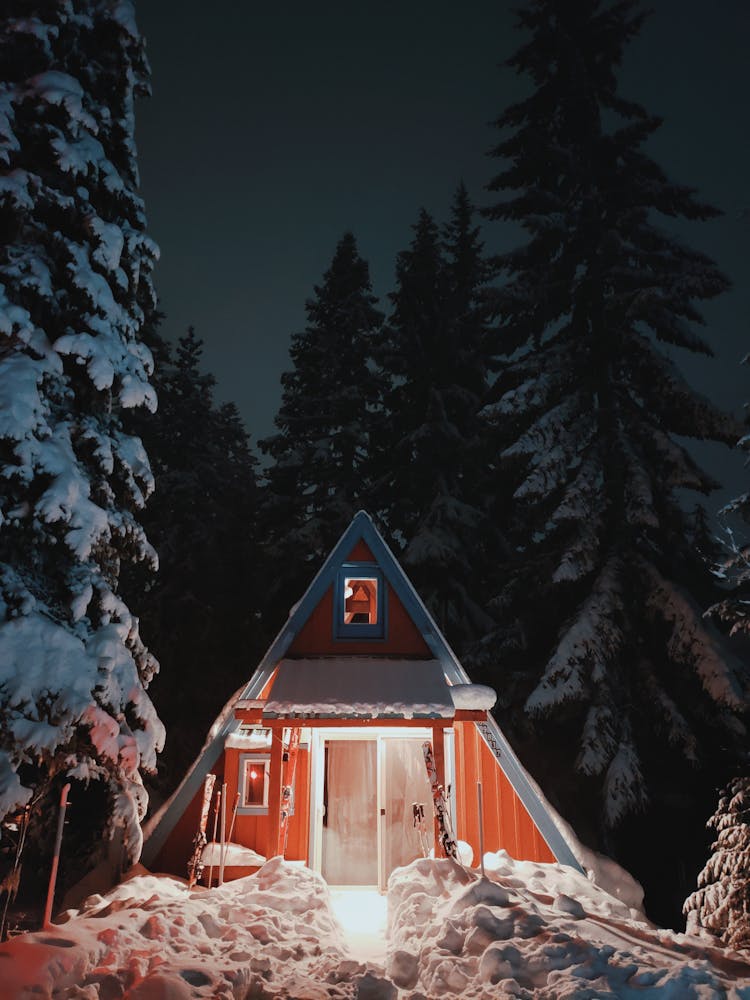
[207,788,221,888]
[222,792,240,874]
[0,804,30,941]
[42,784,70,930]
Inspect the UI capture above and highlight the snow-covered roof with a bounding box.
[263,658,454,719]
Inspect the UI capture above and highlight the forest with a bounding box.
[0,0,748,954]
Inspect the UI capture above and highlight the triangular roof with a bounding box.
[143,511,582,872]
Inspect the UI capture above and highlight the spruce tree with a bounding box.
[124,328,261,794]
[709,358,750,635]
[684,776,750,951]
[480,0,748,918]
[260,232,384,624]
[0,2,163,878]
[370,193,498,651]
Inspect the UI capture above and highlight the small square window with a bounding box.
[334,564,386,639]
[239,754,270,813]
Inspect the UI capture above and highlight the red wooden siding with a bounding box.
[150,742,312,879]
[284,741,311,862]
[288,584,431,657]
[454,722,554,865]
[151,760,223,876]
[347,540,375,561]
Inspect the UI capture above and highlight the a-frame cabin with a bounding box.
[142,511,582,888]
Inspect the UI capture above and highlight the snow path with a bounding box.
[0,855,748,997]
[329,887,388,964]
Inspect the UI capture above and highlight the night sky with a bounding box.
[134,1,750,508]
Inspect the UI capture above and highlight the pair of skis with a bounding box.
[187,729,301,887]
[422,741,459,861]
[186,776,241,888]
[186,773,215,888]
[277,727,300,857]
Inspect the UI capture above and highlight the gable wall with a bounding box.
[287,584,431,657]
[347,540,375,561]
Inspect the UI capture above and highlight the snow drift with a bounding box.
[0,854,748,998]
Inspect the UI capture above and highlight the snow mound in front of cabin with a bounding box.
[0,858,392,999]
[387,852,750,998]
[1,854,748,998]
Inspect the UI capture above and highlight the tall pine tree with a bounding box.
[370,192,498,651]
[0,2,163,879]
[479,0,748,921]
[260,232,384,625]
[123,328,261,796]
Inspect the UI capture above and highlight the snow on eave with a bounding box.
[263,702,454,720]
[449,683,497,711]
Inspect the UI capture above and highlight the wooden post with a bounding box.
[266,730,284,860]
[432,726,446,856]
[477,781,485,877]
[43,783,70,930]
[218,782,227,886]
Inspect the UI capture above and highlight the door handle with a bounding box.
[380,808,386,816]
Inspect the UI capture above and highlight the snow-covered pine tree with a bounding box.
[124,327,261,794]
[478,0,749,918]
[259,232,384,626]
[684,776,750,951]
[0,2,164,877]
[369,193,498,651]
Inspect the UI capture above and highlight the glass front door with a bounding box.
[321,740,378,885]
[382,738,433,882]
[316,732,434,889]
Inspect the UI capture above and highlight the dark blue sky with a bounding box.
[134,1,749,507]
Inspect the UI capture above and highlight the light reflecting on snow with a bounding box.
[329,887,387,964]
[1,856,748,996]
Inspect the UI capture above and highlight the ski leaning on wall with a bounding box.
[422,741,459,860]
[187,773,217,887]
[277,728,301,857]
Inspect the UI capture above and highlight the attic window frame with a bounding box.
[334,562,386,640]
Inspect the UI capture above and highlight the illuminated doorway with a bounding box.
[311,728,450,890]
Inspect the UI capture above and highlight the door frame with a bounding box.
[308,725,454,890]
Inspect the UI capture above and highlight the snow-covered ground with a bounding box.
[389,853,750,998]
[0,853,748,998]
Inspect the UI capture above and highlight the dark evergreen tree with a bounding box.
[0,2,163,885]
[259,232,384,624]
[124,328,261,796]
[479,0,748,922]
[370,193,498,651]
[710,355,750,636]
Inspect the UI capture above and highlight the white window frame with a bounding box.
[238,752,271,815]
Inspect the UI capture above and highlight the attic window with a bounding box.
[344,577,378,625]
[335,564,386,639]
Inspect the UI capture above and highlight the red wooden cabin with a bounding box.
[142,512,581,888]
